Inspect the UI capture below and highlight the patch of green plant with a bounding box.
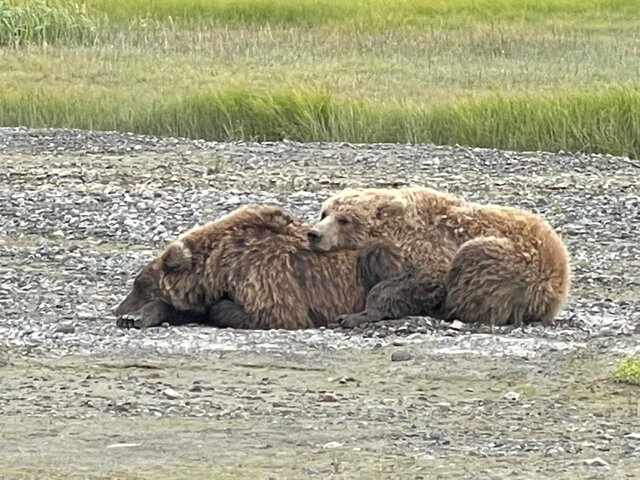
[0,0,101,47]
[1,85,639,158]
[611,355,640,385]
[80,0,639,30]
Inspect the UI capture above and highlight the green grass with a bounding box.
[82,0,639,30]
[2,85,639,157]
[1,0,640,157]
[0,0,100,46]
[611,355,640,386]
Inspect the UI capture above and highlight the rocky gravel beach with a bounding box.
[1,126,639,479]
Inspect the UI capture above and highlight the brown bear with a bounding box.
[113,204,407,330]
[306,186,571,328]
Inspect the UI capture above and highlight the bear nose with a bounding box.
[307,230,321,243]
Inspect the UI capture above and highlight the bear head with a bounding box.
[307,188,409,252]
[113,240,197,317]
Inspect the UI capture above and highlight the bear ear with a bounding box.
[376,196,408,219]
[161,242,192,272]
[264,205,294,226]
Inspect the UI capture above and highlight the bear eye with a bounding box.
[337,216,350,226]
[320,211,327,220]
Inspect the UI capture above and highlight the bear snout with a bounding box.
[307,229,322,243]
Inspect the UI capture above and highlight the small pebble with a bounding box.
[584,457,609,467]
[162,388,182,399]
[320,392,339,402]
[504,391,521,403]
[597,327,615,337]
[55,323,76,334]
[322,441,343,449]
[448,320,465,331]
[338,377,357,384]
[391,350,412,362]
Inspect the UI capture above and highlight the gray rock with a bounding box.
[320,392,339,403]
[162,388,182,400]
[504,391,521,403]
[597,326,616,337]
[322,441,343,449]
[448,320,465,331]
[55,322,76,334]
[583,457,609,467]
[391,350,412,362]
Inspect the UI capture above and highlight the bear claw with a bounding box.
[116,317,137,329]
[115,315,158,329]
[115,301,168,329]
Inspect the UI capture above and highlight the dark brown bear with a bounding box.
[114,204,407,330]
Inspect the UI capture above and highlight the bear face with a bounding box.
[113,259,162,316]
[307,188,408,252]
[113,241,201,316]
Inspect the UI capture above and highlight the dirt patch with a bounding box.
[1,348,638,479]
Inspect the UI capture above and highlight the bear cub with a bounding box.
[114,204,408,330]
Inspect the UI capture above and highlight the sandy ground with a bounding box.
[1,348,639,479]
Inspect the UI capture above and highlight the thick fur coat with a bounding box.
[114,204,406,329]
[308,186,571,327]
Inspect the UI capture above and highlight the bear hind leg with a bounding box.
[444,236,535,327]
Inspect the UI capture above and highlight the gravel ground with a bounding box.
[1,126,639,479]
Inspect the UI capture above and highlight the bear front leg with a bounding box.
[332,310,372,329]
[116,300,206,329]
[335,272,447,329]
[357,241,410,292]
[207,299,260,329]
[335,276,417,328]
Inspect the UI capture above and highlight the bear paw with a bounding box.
[115,301,167,329]
[116,316,140,329]
[335,312,371,329]
[115,315,159,329]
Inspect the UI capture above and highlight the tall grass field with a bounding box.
[1,0,639,157]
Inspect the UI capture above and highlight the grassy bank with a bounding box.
[0,0,100,46]
[1,0,639,156]
[81,0,640,29]
[3,86,638,156]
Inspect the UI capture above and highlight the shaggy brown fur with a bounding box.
[114,204,407,330]
[308,186,571,327]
